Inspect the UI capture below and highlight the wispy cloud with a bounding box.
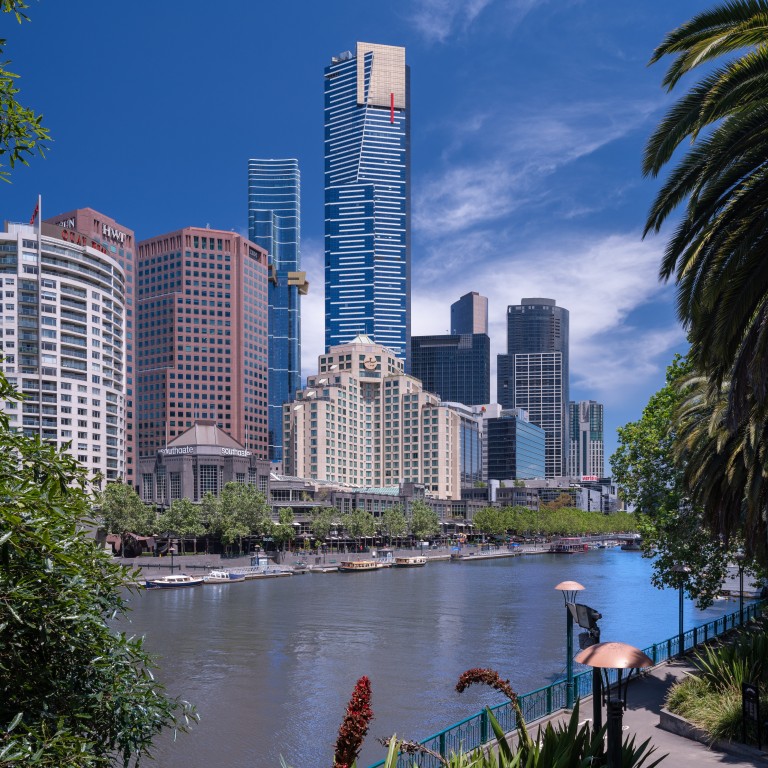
[410,0,496,43]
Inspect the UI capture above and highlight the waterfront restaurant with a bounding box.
[138,420,271,506]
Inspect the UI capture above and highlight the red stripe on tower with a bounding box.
[390,92,394,124]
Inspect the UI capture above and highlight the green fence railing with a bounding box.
[369,600,764,768]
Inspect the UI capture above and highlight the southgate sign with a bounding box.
[158,446,251,458]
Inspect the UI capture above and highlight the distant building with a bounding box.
[248,158,306,464]
[45,207,136,486]
[442,402,483,488]
[486,408,546,481]
[451,291,488,335]
[410,333,490,406]
[497,298,569,477]
[283,335,460,498]
[139,421,271,505]
[324,43,411,360]
[568,400,604,479]
[136,227,269,461]
[0,220,127,483]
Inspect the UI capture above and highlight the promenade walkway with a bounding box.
[582,657,767,766]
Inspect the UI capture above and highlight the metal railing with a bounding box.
[369,601,764,767]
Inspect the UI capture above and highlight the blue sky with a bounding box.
[2,0,705,467]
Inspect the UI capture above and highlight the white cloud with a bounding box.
[299,238,325,380]
[410,0,495,43]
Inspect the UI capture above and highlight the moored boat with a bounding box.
[338,560,379,572]
[145,573,204,589]
[394,556,427,567]
[203,570,245,584]
[549,538,588,554]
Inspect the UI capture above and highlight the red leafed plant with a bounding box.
[456,668,532,750]
[334,675,374,768]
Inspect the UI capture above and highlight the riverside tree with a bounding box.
[0,370,195,765]
[408,500,440,542]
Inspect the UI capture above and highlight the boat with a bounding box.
[394,556,427,567]
[145,573,204,589]
[203,570,245,584]
[549,538,589,554]
[338,560,379,572]
[620,540,642,551]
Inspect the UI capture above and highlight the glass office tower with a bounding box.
[324,42,411,360]
[248,159,305,463]
[568,400,604,479]
[497,298,569,478]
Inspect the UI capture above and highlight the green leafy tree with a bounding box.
[97,482,155,553]
[0,2,51,183]
[341,508,377,549]
[273,507,296,553]
[206,482,271,553]
[0,370,195,765]
[310,506,337,547]
[644,0,768,426]
[611,355,735,606]
[408,500,441,542]
[472,507,506,538]
[156,498,205,555]
[379,505,407,546]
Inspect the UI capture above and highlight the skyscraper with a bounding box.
[451,291,488,335]
[497,298,569,477]
[568,400,604,479]
[324,42,411,360]
[45,207,136,487]
[248,159,306,464]
[135,227,269,461]
[410,333,490,406]
[486,409,546,481]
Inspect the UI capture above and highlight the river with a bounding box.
[120,549,742,768]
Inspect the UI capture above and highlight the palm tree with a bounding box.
[674,375,768,564]
[644,0,768,424]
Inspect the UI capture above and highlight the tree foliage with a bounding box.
[378,505,407,544]
[340,508,377,544]
[0,371,194,765]
[309,506,337,543]
[0,1,50,182]
[204,482,270,549]
[97,482,155,554]
[273,507,295,552]
[408,500,441,540]
[644,0,768,426]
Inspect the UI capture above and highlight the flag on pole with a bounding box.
[29,200,39,226]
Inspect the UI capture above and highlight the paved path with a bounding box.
[597,658,766,765]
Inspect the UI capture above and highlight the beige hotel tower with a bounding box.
[283,336,460,498]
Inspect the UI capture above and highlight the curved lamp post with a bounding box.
[575,641,653,768]
[672,564,690,655]
[555,580,585,709]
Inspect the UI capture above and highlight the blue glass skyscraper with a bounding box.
[324,43,411,360]
[248,159,305,463]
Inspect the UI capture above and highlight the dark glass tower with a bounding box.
[324,43,410,360]
[487,411,546,481]
[410,333,490,406]
[248,159,304,463]
[497,298,569,477]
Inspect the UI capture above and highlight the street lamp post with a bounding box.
[169,542,176,574]
[575,642,653,768]
[555,580,585,709]
[672,564,690,655]
[735,552,746,626]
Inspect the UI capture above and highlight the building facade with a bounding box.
[0,220,127,482]
[442,402,483,488]
[45,207,136,487]
[410,333,490,406]
[283,336,460,498]
[568,400,604,479]
[497,298,569,477]
[138,421,271,505]
[451,291,488,335]
[486,409,546,481]
[247,159,306,464]
[135,227,269,461]
[324,42,411,360]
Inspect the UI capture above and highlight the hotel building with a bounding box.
[248,158,306,464]
[0,220,127,482]
[283,336,460,498]
[324,43,411,360]
[136,227,269,461]
[45,207,137,486]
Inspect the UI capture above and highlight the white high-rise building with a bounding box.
[0,220,127,483]
[283,335,460,498]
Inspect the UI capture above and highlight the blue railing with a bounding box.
[369,601,764,768]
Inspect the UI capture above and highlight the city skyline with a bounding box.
[4,1,701,462]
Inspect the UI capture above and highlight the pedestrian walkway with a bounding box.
[617,658,765,765]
